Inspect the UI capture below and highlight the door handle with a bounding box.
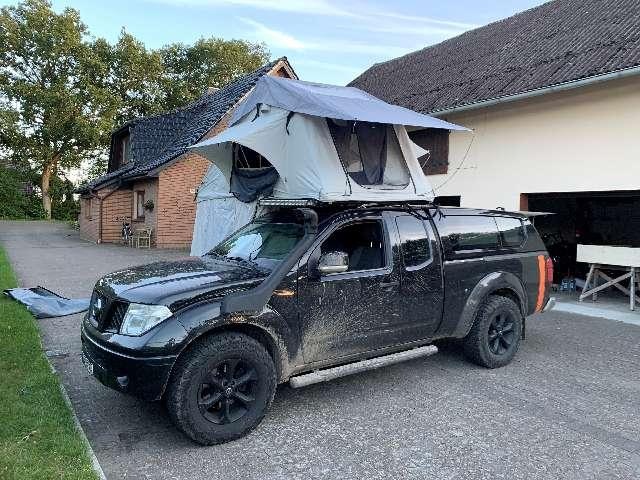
[380,281,399,290]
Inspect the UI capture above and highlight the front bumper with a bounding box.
[81,326,177,401]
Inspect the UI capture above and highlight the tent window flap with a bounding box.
[230,144,279,203]
[327,119,409,189]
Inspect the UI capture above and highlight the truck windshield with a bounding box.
[208,218,304,271]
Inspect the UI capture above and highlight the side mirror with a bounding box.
[317,251,349,275]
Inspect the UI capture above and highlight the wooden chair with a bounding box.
[133,227,152,248]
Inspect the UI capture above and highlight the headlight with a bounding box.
[120,303,173,336]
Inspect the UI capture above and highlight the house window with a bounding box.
[122,135,131,164]
[409,129,450,175]
[133,191,145,220]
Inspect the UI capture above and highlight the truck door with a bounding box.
[393,213,444,338]
[297,214,405,363]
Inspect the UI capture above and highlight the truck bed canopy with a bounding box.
[190,76,468,204]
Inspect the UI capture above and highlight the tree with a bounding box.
[159,38,269,111]
[102,30,166,125]
[0,0,114,218]
[1,1,271,214]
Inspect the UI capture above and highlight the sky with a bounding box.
[3,0,547,85]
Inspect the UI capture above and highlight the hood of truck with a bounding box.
[94,257,267,308]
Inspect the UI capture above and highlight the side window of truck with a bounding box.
[320,220,386,272]
[439,216,500,252]
[395,215,431,268]
[495,216,526,247]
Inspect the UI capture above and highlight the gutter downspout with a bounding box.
[430,66,640,117]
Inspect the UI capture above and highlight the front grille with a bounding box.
[103,301,128,333]
[89,289,129,333]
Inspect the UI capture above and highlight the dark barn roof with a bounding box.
[79,58,287,193]
[349,0,640,114]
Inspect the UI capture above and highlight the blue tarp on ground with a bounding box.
[3,286,89,319]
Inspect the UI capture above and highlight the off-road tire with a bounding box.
[463,295,523,368]
[165,332,277,445]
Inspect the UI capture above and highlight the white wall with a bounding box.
[430,75,640,210]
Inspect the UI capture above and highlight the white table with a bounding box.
[577,244,640,311]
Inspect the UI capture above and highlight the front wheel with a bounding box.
[463,295,523,368]
[165,332,277,445]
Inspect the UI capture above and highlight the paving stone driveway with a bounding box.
[2,220,640,480]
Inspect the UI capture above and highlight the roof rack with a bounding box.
[258,197,436,209]
[258,198,320,207]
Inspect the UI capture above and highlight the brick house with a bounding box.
[77,57,296,248]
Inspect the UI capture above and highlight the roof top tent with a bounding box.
[189,76,468,255]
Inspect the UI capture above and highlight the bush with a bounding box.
[50,176,80,221]
[0,167,45,220]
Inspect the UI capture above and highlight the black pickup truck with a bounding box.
[81,204,554,444]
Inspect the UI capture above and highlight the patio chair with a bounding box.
[133,227,152,249]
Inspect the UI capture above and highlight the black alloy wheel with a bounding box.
[198,358,258,425]
[166,332,276,445]
[463,295,523,368]
[487,311,516,356]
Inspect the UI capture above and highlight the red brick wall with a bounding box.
[156,153,210,248]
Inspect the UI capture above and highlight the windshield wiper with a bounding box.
[212,254,267,273]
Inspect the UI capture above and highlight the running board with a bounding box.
[289,345,438,389]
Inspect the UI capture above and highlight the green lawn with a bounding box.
[0,247,97,479]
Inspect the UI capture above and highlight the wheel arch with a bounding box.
[160,305,293,399]
[452,271,527,339]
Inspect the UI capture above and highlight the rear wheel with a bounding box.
[166,332,276,445]
[463,295,523,368]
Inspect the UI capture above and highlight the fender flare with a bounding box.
[172,301,293,382]
[452,271,527,338]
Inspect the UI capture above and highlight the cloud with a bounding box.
[153,0,358,18]
[238,17,305,49]
[239,17,415,57]
[151,0,477,34]
[369,11,478,30]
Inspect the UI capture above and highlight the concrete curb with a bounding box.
[552,301,640,327]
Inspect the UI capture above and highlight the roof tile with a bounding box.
[349,0,640,113]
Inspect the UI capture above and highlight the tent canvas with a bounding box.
[190,138,432,256]
[190,165,258,256]
[229,76,469,131]
[190,78,468,203]
[189,76,469,255]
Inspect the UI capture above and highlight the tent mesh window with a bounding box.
[327,119,410,190]
[230,144,279,203]
[409,129,449,175]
